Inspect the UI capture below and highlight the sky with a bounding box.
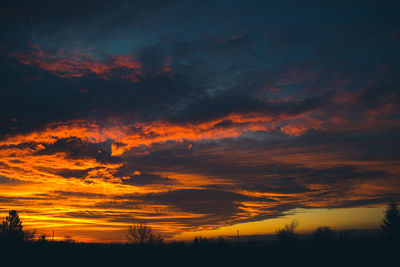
[0,0,399,242]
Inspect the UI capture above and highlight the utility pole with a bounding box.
[52,230,54,242]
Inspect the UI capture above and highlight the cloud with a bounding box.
[120,172,173,186]
[0,175,24,184]
[9,47,142,79]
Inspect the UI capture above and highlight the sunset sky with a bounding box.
[0,0,399,242]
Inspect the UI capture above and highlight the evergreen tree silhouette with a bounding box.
[381,201,400,238]
[0,210,25,243]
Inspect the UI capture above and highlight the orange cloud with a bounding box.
[280,117,324,136]
[9,45,142,79]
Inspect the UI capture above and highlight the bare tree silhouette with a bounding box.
[276,219,298,243]
[127,222,163,245]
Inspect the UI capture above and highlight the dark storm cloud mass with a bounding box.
[1,0,400,240]
[169,94,327,124]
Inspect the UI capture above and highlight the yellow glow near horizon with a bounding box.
[172,207,385,241]
[0,206,385,243]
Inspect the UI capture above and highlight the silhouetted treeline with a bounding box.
[1,231,398,267]
[1,203,399,266]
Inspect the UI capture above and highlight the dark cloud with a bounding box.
[120,172,172,186]
[36,138,114,163]
[142,188,274,217]
[52,191,107,199]
[0,175,23,184]
[53,168,93,179]
[169,94,326,124]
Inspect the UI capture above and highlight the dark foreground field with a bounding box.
[1,234,397,267]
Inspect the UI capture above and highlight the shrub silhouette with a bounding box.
[312,226,335,246]
[127,222,163,245]
[0,210,25,243]
[192,236,227,248]
[23,229,37,242]
[381,201,400,238]
[64,234,75,243]
[276,219,298,243]
[38,233,47,242]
